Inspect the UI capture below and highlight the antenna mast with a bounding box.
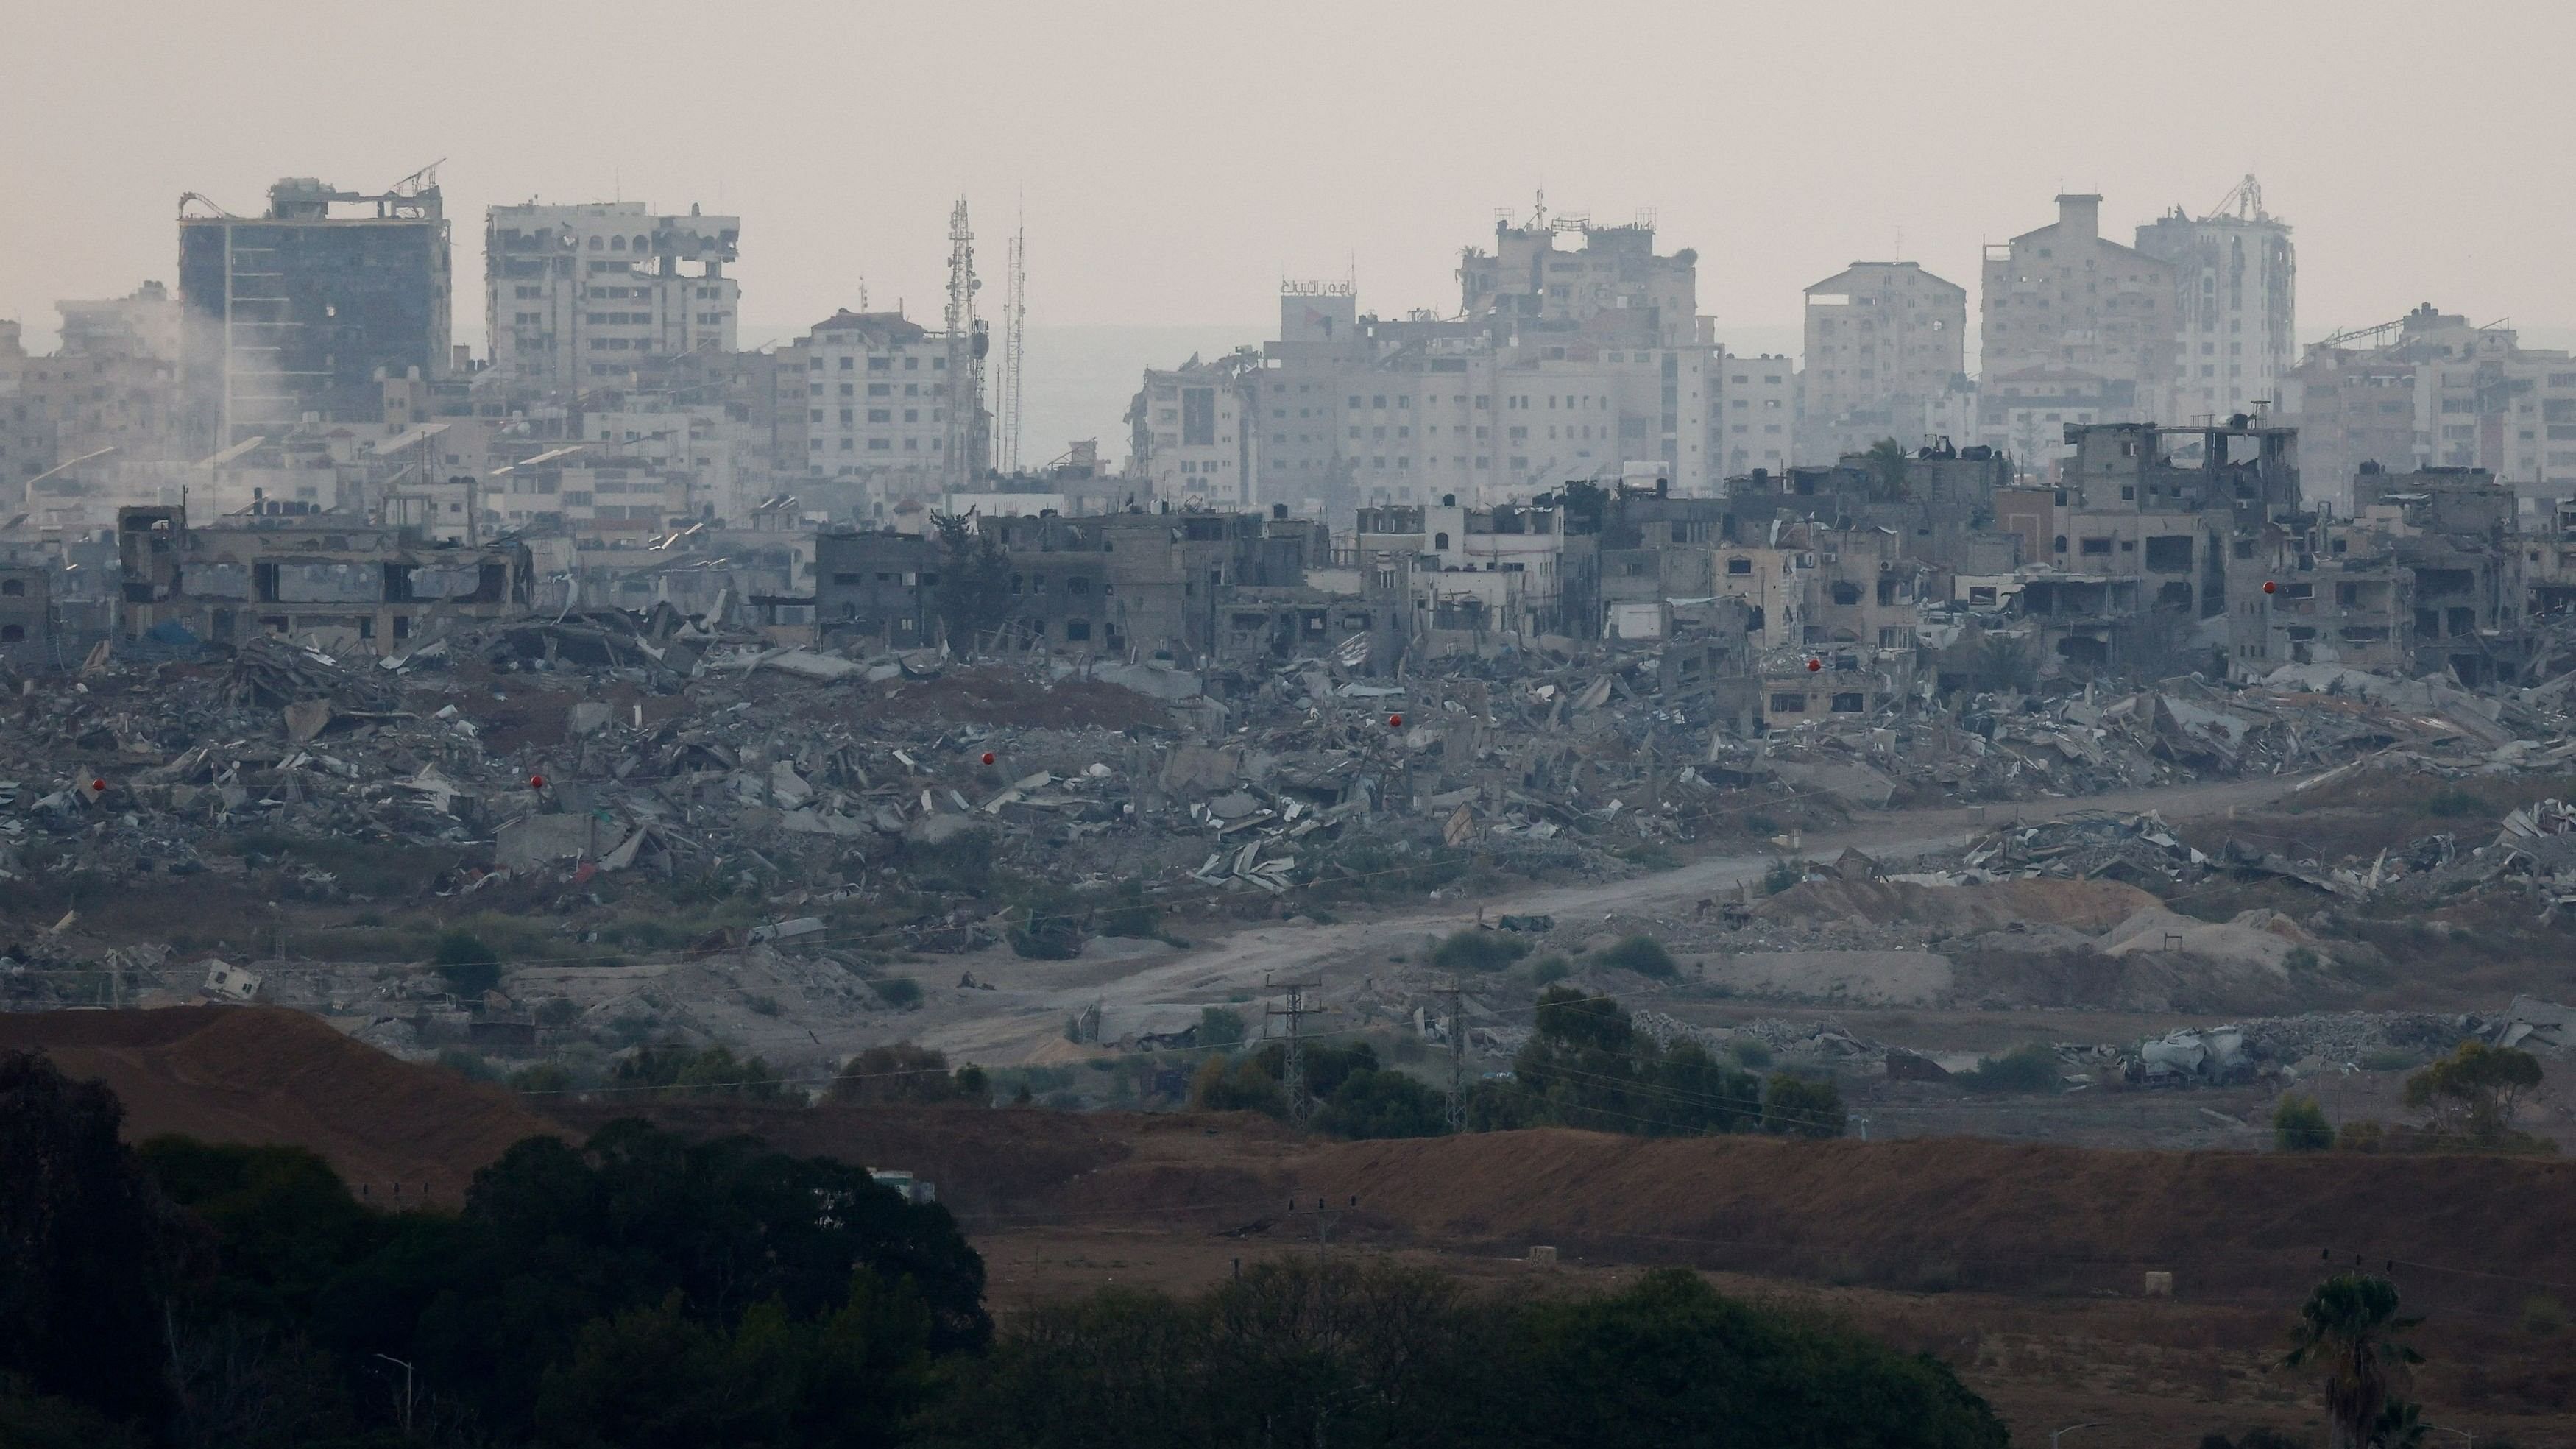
[943,197,981,489]
[1002,215,1026,474]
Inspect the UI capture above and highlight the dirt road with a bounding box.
[919,773,2315,1063]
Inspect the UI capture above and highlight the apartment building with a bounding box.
[1799,261,1967,464]
[2132,179,2296,424]
[2286,304,2576,514]
[485,202,740,390]
[1978,194,2178,469]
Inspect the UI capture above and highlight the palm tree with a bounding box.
[2283,1273,2423,1449]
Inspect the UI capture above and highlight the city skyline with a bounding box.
[7,0,2576,360]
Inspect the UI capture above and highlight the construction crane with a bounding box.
[2205,173,2269,223]
[1000,214,1027,475]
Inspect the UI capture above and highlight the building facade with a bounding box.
[179,175,453,447]
[1799,261,1967,464]
[1978,193,2177,468]
[2132,179,2295,425]
[484,201,740,391]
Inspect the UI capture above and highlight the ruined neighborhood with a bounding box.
[10,13,2576,1441]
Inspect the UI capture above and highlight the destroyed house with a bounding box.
[813,528,935,645]
[0,565,54,667]
[2230,522,2413,675]
[115,506,531,654]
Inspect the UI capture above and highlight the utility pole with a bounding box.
[1442,982,1466,1134]
[1266,972,1323,1126]
[372,1353,416,1438]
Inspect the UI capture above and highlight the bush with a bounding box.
[2338,1119,2386,1153]
[1097,879,1162,939]
[509,1061,576,1097]
[1198,1006,1247,1049]
[534,996,581,1028]
[1188,1054,1285,1116]
[1726,1038,1773,1071]
[2282,946,2321,974]
[2521,1294,2566,1336]
[1761,1073,1847,1138]
[1526,954,1572,986]
[2273,1094,2333,1152]
[1593,935,1677,979]
[874,976,924,1010]
[1316,1069,1448,1139]
[1958,1044,2063,1095]
[1429,929,1530,973]
[1762,858,1806,895]
[2358,1048,2419,1072]
[436,1047,498,1082]
[433,929,502,996]
[828,1042,969,1105]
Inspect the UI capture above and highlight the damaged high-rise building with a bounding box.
[484,201,740,392]
[178,171,452,448]
[2132,176,2296,425]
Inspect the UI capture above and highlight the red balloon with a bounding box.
[528,774,546,790]
[2262,580,2277,595]
[90,779,105,792]
[1805,658,1822,673]
[980,751,997,765]
[1387,713,1404,728]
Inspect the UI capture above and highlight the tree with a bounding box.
[930,513,1013,655]
[1762,1073,1848,1138]
[2283,1272,2422,1449]
[1863,437,1911,500]
[2274,1094,2334,1152]
[0,1052,187,1428]
[2405,1039,2544,1144]
[1316,1070,1447,1140]
[1197,1007,1247,1049]
[432,929,501,997]
[831,1042,971,1105]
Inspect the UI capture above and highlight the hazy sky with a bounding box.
[7,0,2573,356]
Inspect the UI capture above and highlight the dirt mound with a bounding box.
[0,1007,556,1197]
[765,1108,2576,1320]
[1755,878,2158,935]
[867,669,1167,731]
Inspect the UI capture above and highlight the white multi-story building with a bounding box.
[2133,177,2296,425]
[1799,261,1967,464]
[1978,193,2178,469]
[1133,354,1256,509]
[785,310,977,511]
[485,202,740,389]
[1716,352,1796,477]
[2287,304,2576,514]
[1144,215,1727,521]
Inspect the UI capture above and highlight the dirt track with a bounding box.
[918,773,2319,1063]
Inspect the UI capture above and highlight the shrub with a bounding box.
[1188,1054,1284,1116]
[1526,954,1572,986]
[1097,879,1161,939]
[874,976,923,1010]
[1593,935,1677,979]
[828,1042,966,1105]
[1958,1044,2062,1095]
[1198,1006,1247,1049]
[1761,1073,1847,1138]
[2358,1048,2419,1072]
[436,1048,498,1082]
[534,997,581,1028]
[1315,1069,1448,1139]
[2273,1094,2333,1152]
[2338,1119,2386,1153]
[1726,1038,1772,1070]
[1429,929,1529,973]
[509,1061,576,1097]
[2282,946,2321,974]
[1762,858,1806,895]
[2521,1294,2566,1337]
[953,1064,990,1102]
[433,930,501,996]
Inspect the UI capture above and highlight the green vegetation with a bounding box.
[875,974,925,1010]
[1957,1043,2064,1095]
[2273,1094,2334,1152]
[1762,858,1807,895]
[2283,1272,2423,1449]
[1726,1037,1774,1071]
[828,1041,988,1105]
[1591,933,1677,978]
[1524,953,1572,986]
[1315,1068,1448,1139]
[1471,988,1811,1138]
[1197,1005,1246,1049]
[927,1260,2007,1448]
[432,929,502,996]
[614,1041,787,1099]
[1430,928,1532,973]
[1761,1073,1849,1139]
[2405,1038,2545,1146]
